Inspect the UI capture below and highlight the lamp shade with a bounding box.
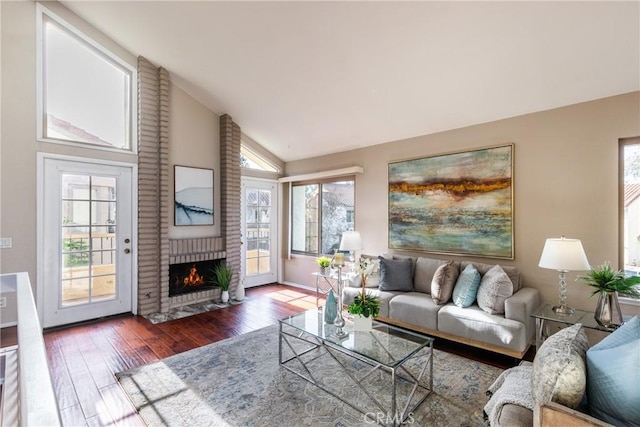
[339,231,363,251]
[538,237,590,271]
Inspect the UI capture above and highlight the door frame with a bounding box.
[36,152,139,325]
[241,177,279,288]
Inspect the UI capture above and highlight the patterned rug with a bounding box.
[116,325,502,426]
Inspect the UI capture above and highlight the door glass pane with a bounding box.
[245,186,273,276]
[60,173,117,306]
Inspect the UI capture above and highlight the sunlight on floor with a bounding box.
[267,290,324,311]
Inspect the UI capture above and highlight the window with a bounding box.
[38,7,136,152]
[291,179,355,255]
[621,138,640,284]
[240,145,279,172]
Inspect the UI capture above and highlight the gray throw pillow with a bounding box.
[378,256,413,292]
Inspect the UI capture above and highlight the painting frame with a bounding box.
[174,165,214,226]
[388,143,514,259]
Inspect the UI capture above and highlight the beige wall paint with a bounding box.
[284,92,640,315]
[0,2,220,297]
[168,83,221,239]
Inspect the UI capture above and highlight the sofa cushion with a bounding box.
[438,304,527,353]
[452,264,481,308]
[586,316,640,426]
[532,323,589,409]
[460,261,521,292]
[431,260,459,305]
[388,292,439,330]
[477,265,513,314]
[413,257,446,294]
[378,257,413,292]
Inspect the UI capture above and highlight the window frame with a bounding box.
[619,136,640,304]
[36,4,138,154]
[290,176,355,256]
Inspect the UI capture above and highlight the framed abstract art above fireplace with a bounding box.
[174,165,214,226]
[388,144,514,259]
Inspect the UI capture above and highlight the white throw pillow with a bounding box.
[476,265,513,314]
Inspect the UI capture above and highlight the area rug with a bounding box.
[117,325,502,426]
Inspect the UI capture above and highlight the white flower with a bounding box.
[355,257,378,279]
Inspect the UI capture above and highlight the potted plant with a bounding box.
[578,262,640,328]
[211,262,233,303]
[347,257,380,331]
[317,256,331,274]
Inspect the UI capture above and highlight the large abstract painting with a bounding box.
[388,144,514,259]
[174,165,214,226]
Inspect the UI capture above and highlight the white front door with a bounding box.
[40,156,135,327]
[241,178,278,287]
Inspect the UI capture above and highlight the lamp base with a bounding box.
[552,305,574,315]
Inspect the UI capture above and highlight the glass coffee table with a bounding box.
[279,308,433,427]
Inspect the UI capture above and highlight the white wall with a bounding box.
[283,93,640,316]
[0,2,221,295]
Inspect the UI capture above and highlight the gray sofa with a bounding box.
[342,254,541,358]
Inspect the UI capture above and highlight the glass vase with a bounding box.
[594,290,624,329]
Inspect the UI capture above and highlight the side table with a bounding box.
[531,303,626,349]
[312,271,350,308]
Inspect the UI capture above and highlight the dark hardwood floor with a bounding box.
[39,284,532,426]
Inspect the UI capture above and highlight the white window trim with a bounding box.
[36,3,138,154]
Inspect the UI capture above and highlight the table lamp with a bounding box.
[339,230,363,270]
[538,236,590,314]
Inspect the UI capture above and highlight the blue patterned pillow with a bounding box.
[587,316,640,426]
[452,264,481,307]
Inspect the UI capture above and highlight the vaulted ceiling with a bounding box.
[61,1,640,162]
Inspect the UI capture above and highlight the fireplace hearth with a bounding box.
[169,259,223,297]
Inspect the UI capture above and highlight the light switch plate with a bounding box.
[0,238,12,248]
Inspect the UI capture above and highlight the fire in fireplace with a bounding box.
[169,259,223,297]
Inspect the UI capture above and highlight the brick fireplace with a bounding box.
[168,237,226,307]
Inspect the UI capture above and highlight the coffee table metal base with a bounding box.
[278,323,433,427]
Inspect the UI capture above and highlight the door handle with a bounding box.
[124,248,131,254]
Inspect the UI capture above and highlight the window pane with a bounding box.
[291,180,355,255]
[44,19,131,150]
[623,142,640,272]
[321,181,355,254]
[291,184,319,253]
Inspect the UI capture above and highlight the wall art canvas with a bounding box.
[388,144,513,259]
[174,165,214,226]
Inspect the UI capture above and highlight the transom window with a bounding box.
[240,145,279,172]
[291,179,355,255]
[38,7,136,152]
